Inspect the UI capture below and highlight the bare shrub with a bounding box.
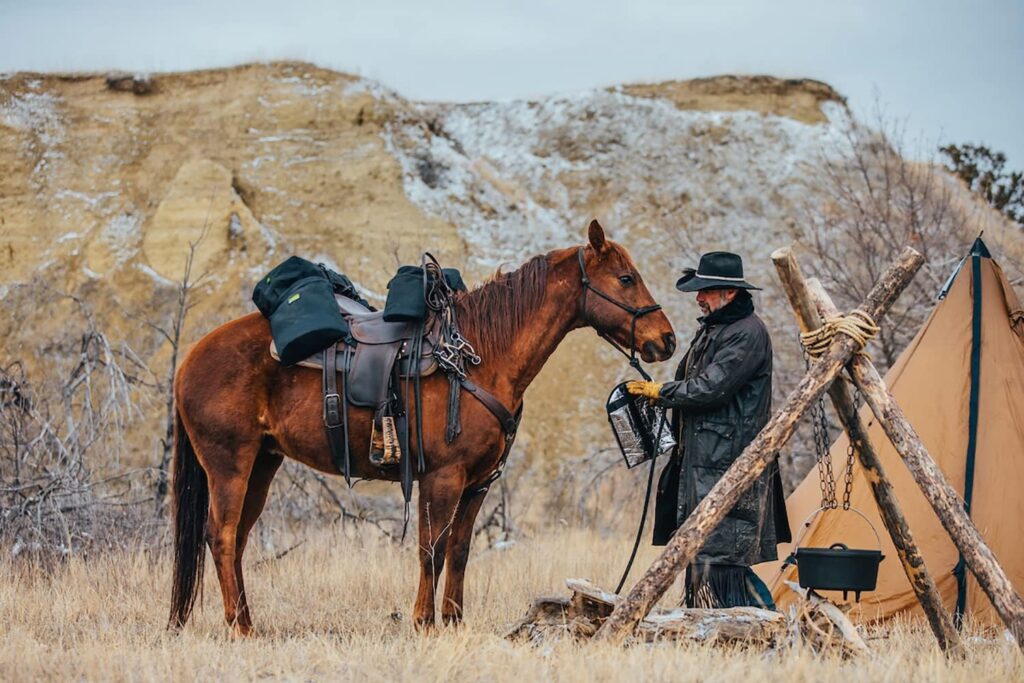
[125,229,209,510]
[255,462,407,546]
[541,446,652,533]
[0,288,157,557]
[796,118,969,369]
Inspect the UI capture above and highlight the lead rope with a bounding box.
[615,405,667,594]
[585,290,665,594]
[598,304,665,595]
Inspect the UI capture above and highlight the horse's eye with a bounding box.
[619,275,635,286]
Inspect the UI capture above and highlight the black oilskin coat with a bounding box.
[652,293,791,565]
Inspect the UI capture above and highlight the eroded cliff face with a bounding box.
[0,62,1011,481]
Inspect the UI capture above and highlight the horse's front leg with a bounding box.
[440,487,487,626]
[413,465,466,629]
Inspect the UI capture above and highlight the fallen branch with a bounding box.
[785,581,868,657]
[508,578,865,657]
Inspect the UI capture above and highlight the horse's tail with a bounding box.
[168,407,208,629]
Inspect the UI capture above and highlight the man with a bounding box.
[627,251,790,609]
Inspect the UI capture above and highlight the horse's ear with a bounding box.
[588,219,609,254]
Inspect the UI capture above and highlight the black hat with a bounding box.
[675,251,761,292]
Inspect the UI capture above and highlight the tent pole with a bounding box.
[592,247,925,645]
[805,278,1024,652]
[771,247,963,657]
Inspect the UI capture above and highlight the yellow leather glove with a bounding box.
[626,380,663,400]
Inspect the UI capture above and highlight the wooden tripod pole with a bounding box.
[592,247,924,644]
[771,247,963,657]
[806,279,1024,652]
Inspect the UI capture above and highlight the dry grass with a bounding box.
[1,527,1020,682]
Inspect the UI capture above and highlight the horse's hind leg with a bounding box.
[201,439,261,636]
[232,448,284,634]
[440,488,486,626]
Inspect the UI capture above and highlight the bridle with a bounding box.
[576,247,662,380]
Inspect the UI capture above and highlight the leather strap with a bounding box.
[459,378,518,435]
[323,344,351,485]
[459,378,523,496]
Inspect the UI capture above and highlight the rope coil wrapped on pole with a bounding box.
[800,310,880,358]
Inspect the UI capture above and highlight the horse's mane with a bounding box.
[456,254,550,360]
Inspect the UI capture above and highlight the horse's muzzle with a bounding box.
[641,333,676,362]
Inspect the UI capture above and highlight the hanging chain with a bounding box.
[805,344,837,509]
[803,330,864,510]
[841,385,862,510]
[813,396,837,509]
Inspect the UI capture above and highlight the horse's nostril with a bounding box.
[663,333,677,357]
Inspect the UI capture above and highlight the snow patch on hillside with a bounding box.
[1,89,66,184]
[385,90,853,275]
[0,90,64,146]
[273,74,334,98]
[102,213,141,265]
[341,77,402,103]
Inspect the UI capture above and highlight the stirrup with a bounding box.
[370,416,401,467]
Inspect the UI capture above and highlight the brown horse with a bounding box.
[168,220,676,635]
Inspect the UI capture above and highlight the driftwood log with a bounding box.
[772,247,963,657]
[507,578,785,645]
[592,247,925,644]
[507,578,866,656]
[806,279,1024,651]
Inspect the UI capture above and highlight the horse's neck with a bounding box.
[495,256,583,402]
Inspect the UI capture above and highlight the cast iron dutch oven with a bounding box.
[788,507,886,602]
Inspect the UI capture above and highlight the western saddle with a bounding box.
[274,294,440,407]
[270,290,520,503]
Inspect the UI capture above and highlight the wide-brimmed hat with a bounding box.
[675,251,761,292]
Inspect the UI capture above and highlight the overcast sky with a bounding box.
[2,0,1022,165]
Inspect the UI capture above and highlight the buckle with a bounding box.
[323,392,342,427]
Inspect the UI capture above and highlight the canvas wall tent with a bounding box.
[756,238,1024,626]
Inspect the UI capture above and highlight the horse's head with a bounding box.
[577,220,676,363]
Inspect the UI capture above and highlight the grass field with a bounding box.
[1,526,1020,682]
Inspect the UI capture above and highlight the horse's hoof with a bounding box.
[413,616,435,632]
[441,614,463,628]
[230,622,254,638]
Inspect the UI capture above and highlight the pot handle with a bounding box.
[785,505,884,560]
